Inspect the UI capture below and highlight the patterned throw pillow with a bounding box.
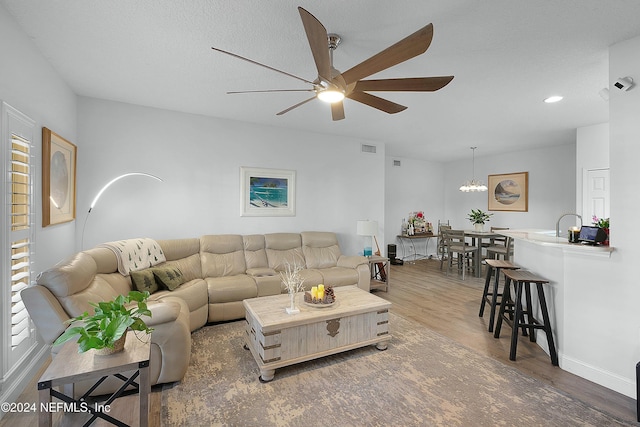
[130,269,159,294]
[152,267,184,291]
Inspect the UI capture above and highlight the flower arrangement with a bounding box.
[408,211,424,224]
[592,215,609,229]
[408,211,429,233]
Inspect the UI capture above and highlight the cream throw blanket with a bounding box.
[98,238,166,275]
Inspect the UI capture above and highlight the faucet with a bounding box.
[556,213,582,237]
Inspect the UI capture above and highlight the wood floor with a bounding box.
[2,259,637,426]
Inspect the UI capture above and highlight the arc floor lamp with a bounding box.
[81,172,163,248]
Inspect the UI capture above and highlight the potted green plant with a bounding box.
[53,290,153,355]
[467,209,493,231]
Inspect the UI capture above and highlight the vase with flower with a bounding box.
[592,215,610,246]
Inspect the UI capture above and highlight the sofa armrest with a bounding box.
[337,255,369,269]
[143,299,181,327]
[22,285,70,345]
[246,267,278,277]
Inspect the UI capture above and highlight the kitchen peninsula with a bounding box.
[500,229,622,393]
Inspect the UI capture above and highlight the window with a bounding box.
[1,102,37,385]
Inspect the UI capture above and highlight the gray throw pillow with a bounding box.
[152,267,184,291]
[130,269,159,294]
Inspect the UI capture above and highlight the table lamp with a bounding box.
[357,220,378,257]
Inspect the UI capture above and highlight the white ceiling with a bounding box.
[3,0,640,162]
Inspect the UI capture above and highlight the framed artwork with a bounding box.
[42,127,77,226]
[488,172,528,212]
[240,167,296,217]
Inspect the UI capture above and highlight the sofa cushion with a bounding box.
[157,239,202,280]
[317,267,360,287]
[243,235,268,269]
[130,269,159,293]
[302,245,341,269]
[153,266,184,291]
[36,252,98,298]
[200,235,247,277]
[206,275,257,303]
[298,269,324,291]
[300,231,343,268]
[58,276,120,318]
[264,233,305,272]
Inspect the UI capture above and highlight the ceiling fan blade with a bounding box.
[341,24,434,85]
[347,91,407,114]
[354,76,454,92]
[276,96,317,116]
[331,101,345,121]
[212,47,317,86]
[298,7,332,82]
[227,89,314,94]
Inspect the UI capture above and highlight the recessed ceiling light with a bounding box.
[544,95,563,103]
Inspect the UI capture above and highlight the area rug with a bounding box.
[161,313,633,426]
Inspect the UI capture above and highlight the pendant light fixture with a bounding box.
[459,147,487,192]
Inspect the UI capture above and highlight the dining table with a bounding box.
[464,230,500,278]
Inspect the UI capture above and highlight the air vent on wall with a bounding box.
[361,144,377,154]
[393,160,401,167]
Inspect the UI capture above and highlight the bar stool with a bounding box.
[478,259,519,332]
[493,269,559,366]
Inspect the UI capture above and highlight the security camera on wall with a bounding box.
[614,77,634,91]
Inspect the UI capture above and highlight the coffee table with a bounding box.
[243,285,391,382]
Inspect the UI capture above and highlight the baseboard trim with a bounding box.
[534,332,635,398]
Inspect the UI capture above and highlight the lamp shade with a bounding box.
[357,220,378,236]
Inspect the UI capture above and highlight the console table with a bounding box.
[38,331,150,427]
[397,233,435,262]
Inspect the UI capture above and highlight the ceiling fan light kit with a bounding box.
[317,89,345,103]
[212,7,453,121]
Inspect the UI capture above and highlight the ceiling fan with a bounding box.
[212,7,454,121]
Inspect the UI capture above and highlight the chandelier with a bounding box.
[459,147,487,192]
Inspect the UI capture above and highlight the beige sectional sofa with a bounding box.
[23,231,369,393]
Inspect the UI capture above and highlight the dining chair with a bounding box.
[442,229,475,279]
[485,235,514,261]
[481,227,508,256]
[437,223,452,270]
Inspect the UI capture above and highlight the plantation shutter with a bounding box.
[10,135,32,349]
[2,102,37,374]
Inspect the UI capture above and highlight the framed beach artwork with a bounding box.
[488,172,528,212]
[240,167,296,216]
[42,127,77,226]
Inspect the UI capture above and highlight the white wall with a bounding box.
[0,3,77,410]
[384,156,444,257]
[76,97,385,256]
[606,34,640,396]
[0,4,77,274]
[443,144,576,231]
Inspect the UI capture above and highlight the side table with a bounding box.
[38,330,151,427]
[368,255,390,292]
